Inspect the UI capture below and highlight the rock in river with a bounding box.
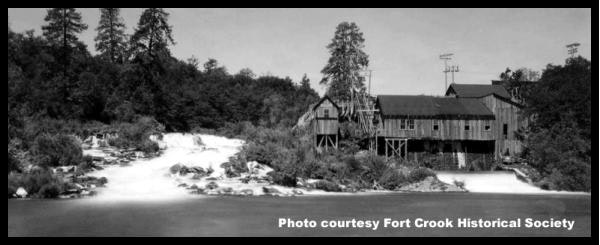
[262,186,281,195]
[205,182,219,190]
[16,187,28,198]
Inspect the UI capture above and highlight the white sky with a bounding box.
[8,8,592,96]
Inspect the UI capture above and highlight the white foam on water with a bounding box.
[87,133,244,202]
[436,171,587,195]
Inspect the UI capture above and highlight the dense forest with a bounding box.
[498,58,592,191]
[8,8,319,173]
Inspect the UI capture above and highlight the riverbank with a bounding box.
[8,192,591,236]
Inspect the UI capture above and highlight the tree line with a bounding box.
[8,8,319,135]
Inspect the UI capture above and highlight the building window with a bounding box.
[464,121,470,131]
[324,109,329,118]
[432,120,439,131]
[484,121,491,131]
[407,119,415,130]
[400,119,406,130]
[503,124,508,139]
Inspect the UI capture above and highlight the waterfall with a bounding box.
[436,171,584,194]
[87,133,244,202]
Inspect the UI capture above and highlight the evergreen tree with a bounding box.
[300,74,311,90]
[42,8,88,49]
[320,22,369,101]
[130,8,174,57]
[95,8,128,63]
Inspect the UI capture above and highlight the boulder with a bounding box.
[238,189,254,196]
[190,188,206,195]
[292,189,304,195]
[217,187,234,195]
[191,174,205,180]
[224,166,241,178]
[15,187,28,198]
[262,186,281,195]
[189,184,199,190]
[170,163,188,175]
[205,182,219,190]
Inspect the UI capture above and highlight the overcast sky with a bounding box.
[7,8,592,96]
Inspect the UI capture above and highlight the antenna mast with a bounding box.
[566,43,580,58]
[439,53,453,92]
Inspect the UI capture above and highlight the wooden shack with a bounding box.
[312,96,340,150]
[375,95,496,163]
[446,83,526,159]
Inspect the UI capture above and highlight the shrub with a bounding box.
[453,180,465,189]
[77,155,96,172]
[8,143,21,173]
[378,170,408,190]
[8,169,64,198]
[8,185,17,198]
[407,167,436,183]
[38,183,62,198]
[139,139,160,153]
[314,180,342,192]
[31,133,83,167]
[108,116,164,153]
[360,154,390,183]
[268,171,297,187]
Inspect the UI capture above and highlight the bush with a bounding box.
[77,155,95,172]
[360,154,390,183]
[38,183,62,198]
[407,167,436,183]
[378,170,408,190]
[31,133,83,167]
[8,169,64,198]
[8,143,21,173]
[268,171,297,187]
[108,116,164,153]
[8,185,17,198]
[315,180,342,192]
[525,119,591,191]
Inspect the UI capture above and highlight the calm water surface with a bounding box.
[8,192,591,237]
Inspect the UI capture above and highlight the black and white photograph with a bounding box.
[7,8,592,237]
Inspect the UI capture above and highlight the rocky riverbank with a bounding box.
[10,133,466,200]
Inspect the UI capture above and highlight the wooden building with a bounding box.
[374,95,496,164]
[312,96,340,150]
[445,83,527,159]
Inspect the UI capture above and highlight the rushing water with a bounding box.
[436,171,586,194]
[86,133,244,201]
[8,133,591,236]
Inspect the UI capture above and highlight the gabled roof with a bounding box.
[376,95,495,120]
[446,83,511,99]
[312,95,340,111]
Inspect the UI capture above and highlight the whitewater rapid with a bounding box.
[436,171,586,194]
[87,133,244,201]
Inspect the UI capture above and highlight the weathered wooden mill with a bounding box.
[299,80,526,168]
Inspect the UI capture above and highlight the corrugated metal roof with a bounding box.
[376,95,495,120]
[446,84,511,99]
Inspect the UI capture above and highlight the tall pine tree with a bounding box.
[320,22,369,102]
[130,8,174,57]
[95,8,128,63]
[42,8,88,49]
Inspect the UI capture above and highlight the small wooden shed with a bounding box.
[313,96,340,150]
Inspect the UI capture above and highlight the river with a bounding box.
[7,133,592,236]
[7,193,591,236]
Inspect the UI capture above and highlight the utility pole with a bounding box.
[448,65,459,84]
[439,53,453,92]
[566,43,580,58]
